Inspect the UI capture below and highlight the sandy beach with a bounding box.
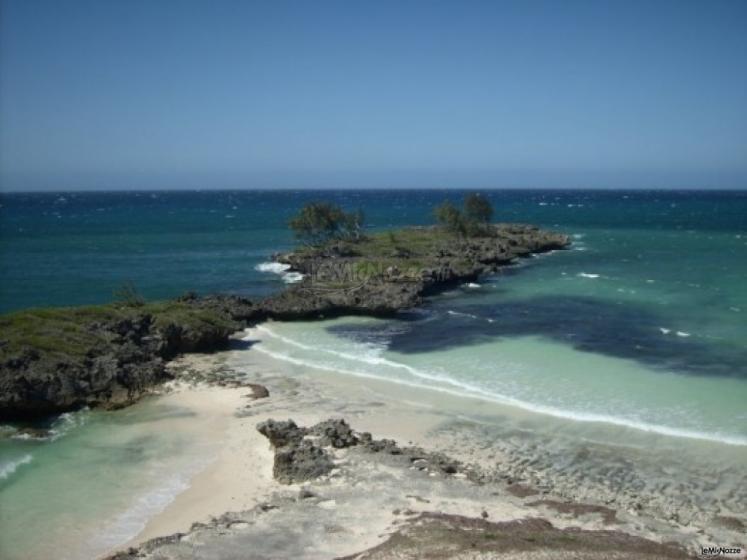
[105,326,746,559]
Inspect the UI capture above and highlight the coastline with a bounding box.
[108,334,745,559]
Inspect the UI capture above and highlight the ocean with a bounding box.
[1,189,746,558]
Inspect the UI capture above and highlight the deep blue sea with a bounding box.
[1,189,745,312]
[1,189,747,559]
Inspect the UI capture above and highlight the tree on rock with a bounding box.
[434,201,466,234]
[289,202,365,246]
[434,193,494,236]
[464,193,493,224]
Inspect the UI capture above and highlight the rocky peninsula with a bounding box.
[0,223,568,421]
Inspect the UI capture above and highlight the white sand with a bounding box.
[112,335,746,558]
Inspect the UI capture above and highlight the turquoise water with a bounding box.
[0,399,220,560]
[1,189,746,557]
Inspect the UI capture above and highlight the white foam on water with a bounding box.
[282,271,305,284]
[87,455,213,558]
[447,310,480,320]
[659,327,671,335]
[464,283,481,289]
[49,408,90,441]
[676,331,691,337]
[256,261,304,284]
[248,327,747,447]
[0,454,33,480]
[255,262,291,274]
[577,272,600,279]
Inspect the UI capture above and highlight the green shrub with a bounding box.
[113,281,145,307]
[434,193,494,236]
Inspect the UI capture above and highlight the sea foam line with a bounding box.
[88,455,214,558]
[248,327,747,447]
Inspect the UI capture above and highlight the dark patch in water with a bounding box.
[327,296,747,379]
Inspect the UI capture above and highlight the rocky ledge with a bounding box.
[265,224,569,318]
[0,223,568,420]
[111,417,693,560]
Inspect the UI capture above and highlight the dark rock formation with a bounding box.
[0,298,247,420]
[257,418,470,485]
[257,419,334,483]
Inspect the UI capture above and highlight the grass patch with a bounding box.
[0,301,237,362]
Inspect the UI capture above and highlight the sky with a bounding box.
[0,0,745,191]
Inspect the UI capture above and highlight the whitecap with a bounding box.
[676,331,691,338]
[577,272,600,279]
[464,283,481,289]
[0,454,33,480]
[255,262,291,274]
[659,328,671,335]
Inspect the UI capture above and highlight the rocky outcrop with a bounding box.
[257,418,469,484]
[0,299,247,420]
[0,224,569,420]
[266,224,569,318]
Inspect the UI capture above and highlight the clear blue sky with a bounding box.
[1,0,745,191]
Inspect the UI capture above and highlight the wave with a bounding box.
[464,283,481,289]
[249,327,747,447]
[255,262,291,274]
[256,262,304,284]
[0,454,33,480]
[49,408,90,441]
[89,466,201,556]
[577,272,600,279]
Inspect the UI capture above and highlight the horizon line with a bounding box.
[2,186,747,195]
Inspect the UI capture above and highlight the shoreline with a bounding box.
[1,222,570,422]
[252,323,747,448]
[109,338,745,559]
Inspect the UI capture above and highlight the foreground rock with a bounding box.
[258,418,467,484]
[111,418,693,560]
[0,224,569,420]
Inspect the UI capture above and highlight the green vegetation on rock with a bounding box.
[434,193,495,236]
[288,202,365,246]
